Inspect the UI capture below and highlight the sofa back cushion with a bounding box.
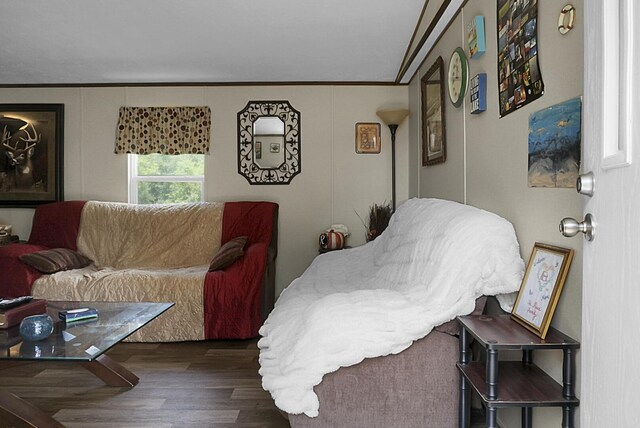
[77,201,224,269]
[28,201,87,250]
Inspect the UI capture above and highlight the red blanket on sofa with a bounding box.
[204,201,277,338]
[0,201,86,297]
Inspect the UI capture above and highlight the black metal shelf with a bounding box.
[457,315,580,428]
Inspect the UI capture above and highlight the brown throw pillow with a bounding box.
[19,248,92,274]
[208,236,248,271]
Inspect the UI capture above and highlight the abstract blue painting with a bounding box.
[528,97,582,188]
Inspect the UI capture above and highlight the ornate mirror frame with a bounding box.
[237,101,301,185]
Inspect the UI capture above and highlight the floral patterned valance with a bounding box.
[115,106,211,155]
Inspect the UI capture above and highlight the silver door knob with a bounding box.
[559,213,595,241]
[577,172,595,197]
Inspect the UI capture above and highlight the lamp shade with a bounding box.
[376,109,409,126]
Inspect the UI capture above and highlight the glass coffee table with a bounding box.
[0,300,174,427]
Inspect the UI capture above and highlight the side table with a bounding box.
[0,235,20,246]
[457,314,579,428]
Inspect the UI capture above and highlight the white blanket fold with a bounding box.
[258,198,524,417]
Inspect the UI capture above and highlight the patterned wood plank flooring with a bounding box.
[0,339,487,427]
[0,339,289,428]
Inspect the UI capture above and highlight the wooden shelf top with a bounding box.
[457,315,579,350]
[458,361,580,408]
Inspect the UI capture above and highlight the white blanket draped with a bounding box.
[258,199,525,417]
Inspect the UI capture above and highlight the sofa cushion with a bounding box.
[31,264,207,342]
[77,201,224,269]
[209,236,248,271]
[19,248,92,274]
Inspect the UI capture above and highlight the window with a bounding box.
[128,154,205,204]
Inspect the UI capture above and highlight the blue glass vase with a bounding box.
[19,314,54,341]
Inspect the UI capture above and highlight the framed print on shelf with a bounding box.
[511,243,574,339]
[0,104,64,207]
[421,56,446,165]
[355,122,381,154]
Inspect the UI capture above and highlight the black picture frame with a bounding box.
[0,104,64,207]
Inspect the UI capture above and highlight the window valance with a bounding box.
[115,106,211,155]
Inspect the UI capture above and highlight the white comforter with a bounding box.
[258,198,525,417]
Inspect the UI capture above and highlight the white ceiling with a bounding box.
[0,0,427,85]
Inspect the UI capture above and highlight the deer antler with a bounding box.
[17,123,40,151]
[1,126,11,150]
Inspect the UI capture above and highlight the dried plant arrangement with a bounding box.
[357,202,393,242]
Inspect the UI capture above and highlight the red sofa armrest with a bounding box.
[203,242,270,339]
[0,243,48,297]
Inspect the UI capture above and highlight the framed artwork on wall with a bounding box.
[497,0,544,117]
[470,73,487,114]
[467,15,486,58]
[255,141,262,159]
[355,122,381,154]
[0,104,64,207]
[421,56,446,166]
[511,243,574,339]
[528,97,582,188]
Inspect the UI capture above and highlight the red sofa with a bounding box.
[0,200,278,341]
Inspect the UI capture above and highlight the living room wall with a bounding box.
[408,0,584,427]
[0,85,409,296]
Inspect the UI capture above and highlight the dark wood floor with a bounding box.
[0,339,289,428]
[0,339,488,428]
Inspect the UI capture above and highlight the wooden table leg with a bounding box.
[81,354,139,387]
[0,390,65,428]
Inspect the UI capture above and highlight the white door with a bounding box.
[580,1,639,426]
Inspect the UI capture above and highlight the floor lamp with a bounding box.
[376,109,409,211]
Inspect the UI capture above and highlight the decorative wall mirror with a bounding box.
[237,101,301,184]
[421,57,447,166]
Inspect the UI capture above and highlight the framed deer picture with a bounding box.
[0,104,64,207]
